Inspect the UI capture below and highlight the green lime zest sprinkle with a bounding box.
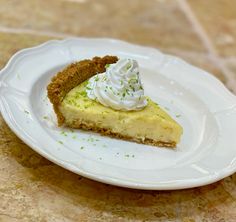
[17,73,21,80]
[87,137,96,142]
[72,135,77,139]
[176,114,181,118]
[126,64,131,70]
[130,85,135,92]
[164,107,170,111]
[105,64,110,69]
[125,154,130,158]
[84,80,89,85]
[60,131,68,137]
[79,91,87,97]
[80,146,84,150]
[24,110,29,114]
[43,116,48,120]
[58,141,63,145]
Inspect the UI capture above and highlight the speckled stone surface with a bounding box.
[0,0,236,221]
[188,0,236,57]
[0,0,205,52]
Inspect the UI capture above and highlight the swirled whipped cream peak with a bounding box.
[86,58,147,111]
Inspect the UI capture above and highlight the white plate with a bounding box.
[0,38,236,190]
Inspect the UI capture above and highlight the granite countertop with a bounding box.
[0,0,235,221]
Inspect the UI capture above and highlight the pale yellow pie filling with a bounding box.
[59,81,183,145]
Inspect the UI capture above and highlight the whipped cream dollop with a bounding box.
[86,58,147,111]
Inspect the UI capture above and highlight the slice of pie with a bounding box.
[47,55,182,147]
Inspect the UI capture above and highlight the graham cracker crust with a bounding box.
[47,55,118,125]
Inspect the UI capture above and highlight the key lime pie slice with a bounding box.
[47,56,182,147]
